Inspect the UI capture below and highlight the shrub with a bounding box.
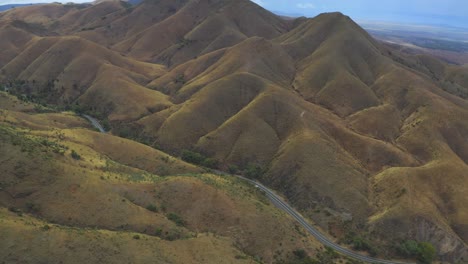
[397,240,436,264]
[71,150,81,160]
[291,248,329,264]
[228,165,239,174]
[202,158,219,169]
[146,204,158,212]
[245,163,264,179]
[344,233,378,256]
[181,150,219,169]
[133,234,140,240]
[163,228,183,241]
[8,206,22,216]
[181,150,204,165]
[292,249,307,259]
[418,242,436,264]
[25,202,40,213]
[174,74,186,84]
[154,228,163,237]
[167,213,186,227]
[398,240,420,257]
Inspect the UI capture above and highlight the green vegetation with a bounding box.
[40,138,68,155]
[25,202,40,213]
[167,213,186,227]
[228,164,239,174]
[67,102,113,131]
[245,163,264,179]
[343,232,377,256]
[154,228,163,237]
[0,125,67,157]
[177,38,194,50]
[287,246,340,264]
[71,150,81,160]
[112,123,155,147]
[181,150,219,169]
[174,74,186,84]
[146,204,158,213]
[397,240,436,264]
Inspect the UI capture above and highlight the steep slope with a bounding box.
[0,35,170,121]
[50,1,128,34]
[113,0,292,65]
[133,12,468,262]
[0,21,38,68]
[0,93,324,264]
[0,3,85,25]
[277,12,388,117]
[0,2,467,263]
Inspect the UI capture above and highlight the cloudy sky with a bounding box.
[1,0,467,27]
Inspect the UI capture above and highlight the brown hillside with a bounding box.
[0,22,37,68]
[113,0,291,65]
[0,1,467,263]
[0,3,82,25]
[51,1,127,34]
[136,12,468,262]
[0,100,324,263]
[0,35,169,121]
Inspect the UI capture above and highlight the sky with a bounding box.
[252,0,468,28]
[1,0,467,28]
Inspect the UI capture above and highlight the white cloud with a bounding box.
[296,3,315,9]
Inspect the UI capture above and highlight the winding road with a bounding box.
[235,175,413,264]
[83,114,106,133]
[84,116,413,264]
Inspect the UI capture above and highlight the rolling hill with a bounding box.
[0,91,326,263]
[0,0,467,263]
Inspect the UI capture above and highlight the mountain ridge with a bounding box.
[0,1,467,263]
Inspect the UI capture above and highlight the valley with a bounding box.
[0,0,467,263]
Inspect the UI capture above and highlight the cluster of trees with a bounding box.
[343,232,378,256]
[181,150,219,169]
[181,149,266,178]
[397,240,436,264]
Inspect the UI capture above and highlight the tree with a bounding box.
[245,163,264,179]
[71,150,81,160]
[397,240,436,264]
[418,242,436,264]
[167,213,186,227]
[181,150,204,164]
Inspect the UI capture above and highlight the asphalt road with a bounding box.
[234,175,414,264]
[83,114,106,133]
[83,116,413,264]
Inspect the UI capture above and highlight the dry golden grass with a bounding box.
[0,34,168,121]
[0,3,73,25]
[0,22,37,68]
[0,2,468,262]
[0,208,254,264]
[0,105,323,263]
[113,0,290,65]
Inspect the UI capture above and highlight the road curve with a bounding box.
[83,117,413,264]
[82,114,106,133]
[235,175,414,264]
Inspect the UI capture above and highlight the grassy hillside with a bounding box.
[0,93,329,263]
[0,1,467,263]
